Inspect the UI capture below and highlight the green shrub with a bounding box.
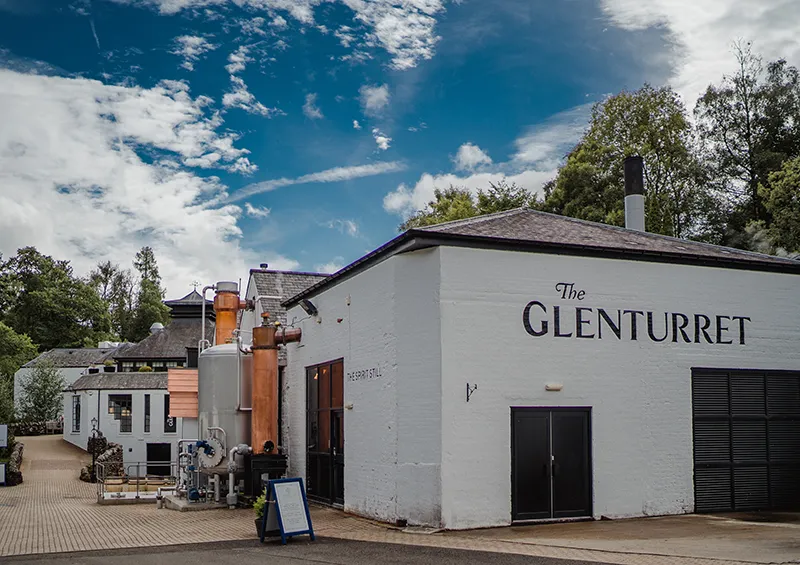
[138,365,153,372]
[254,488,267,519]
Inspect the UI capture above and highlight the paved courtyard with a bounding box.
[0,436,798,565]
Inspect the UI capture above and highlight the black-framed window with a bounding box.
[108,394,132,433]
[72,395,81,433]
[164,395,176,433]
[144,394,151,433]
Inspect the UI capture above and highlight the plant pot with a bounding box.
[255,518,263,537]
[103,366,115,373]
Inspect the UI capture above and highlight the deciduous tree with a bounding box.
[760,156,800,253]
[17,359,65,431]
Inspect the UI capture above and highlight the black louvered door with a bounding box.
[692,369,800,513]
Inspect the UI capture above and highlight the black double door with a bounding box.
[146,443,171,476]
[512,408,592,521]
[306,360,344,505]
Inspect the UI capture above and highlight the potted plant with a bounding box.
[254,488,266,536]
[103,360,115,373]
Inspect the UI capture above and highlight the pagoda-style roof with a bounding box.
[164,289,214,320]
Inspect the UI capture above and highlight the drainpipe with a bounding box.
[199,284,215,352]
[252,313,301,453]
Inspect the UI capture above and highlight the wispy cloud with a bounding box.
[453,142,492,172]
[171,35,218,71]
[325,219,359,237]
[600,0,800,106]
[315,258,344,274]
[228,161,407,202]
[222,76,284,117]
[303,93,323,119]
[512,104,592,169]
[353,119,361,130]
[89,19,100,49]
[359,83,390,116]
[244,202,271,218]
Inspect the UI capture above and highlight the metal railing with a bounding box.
[96,460,178,501]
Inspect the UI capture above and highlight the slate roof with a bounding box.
[285,207,800,307]
[67,372,168,391]
[23,348,118,369]
[164,289,214,320]
[250,269,328,325]
[113,318,214,360]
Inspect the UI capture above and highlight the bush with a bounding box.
[254,488,267,519]
[138,365,153,372]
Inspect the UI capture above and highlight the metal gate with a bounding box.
[692,369,800,512]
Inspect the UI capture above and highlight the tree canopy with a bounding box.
[760,156,800,253]
[129,247,171,342]
[0,322,37,382]
[400,180,540,231]
[17,359,65,429]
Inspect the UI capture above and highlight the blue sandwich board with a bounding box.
[259,477,315,545]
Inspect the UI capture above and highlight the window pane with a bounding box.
[320,365,330,410]
[331,361,343,409]
[108,395,132,433]
[72,396,81,433]
[307,367,319,411]
[319,410,330,452]
[144,394,151,433]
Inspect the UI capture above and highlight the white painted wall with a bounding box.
[438,246,800,529]
[63,389,198,475]
[15,367,85,415]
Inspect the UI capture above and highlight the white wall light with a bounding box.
[545,383,563,392]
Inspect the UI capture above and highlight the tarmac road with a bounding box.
[0,538,608,565]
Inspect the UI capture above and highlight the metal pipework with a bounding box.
[252,313,302,453]
[213,281,251,346]
[227,444,252,508]
[200,285,215,353]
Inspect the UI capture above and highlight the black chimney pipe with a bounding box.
[624,156,645,231]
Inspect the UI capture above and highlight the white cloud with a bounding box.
[114,0,448,70]
[601,0,800,106]
[453,142,492,171]
[228,161,407,202]
[372,128,392,151]
[512,104,592,169]
[302,92,323,119]
[383,170,555,218]
[359,83,390,115]
[326,219,358,237]
[0,67,298,297]
[171,35,218,71]
[222,75,284,117]
[244,202,271,218]
[240,17,267,36]
[315,259,344,274]
[335,25,356,48]
[270,15,288,29]
[225,45,252,74]
[353,119,361,130]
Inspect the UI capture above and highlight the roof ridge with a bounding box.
[415,207,527,231]
[529,208,799,264]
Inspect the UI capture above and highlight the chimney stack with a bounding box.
[624,156,645,232]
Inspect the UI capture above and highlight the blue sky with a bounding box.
[1,0,798,296]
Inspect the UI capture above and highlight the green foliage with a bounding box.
[89,261,135,340]
[399,180,540,230]
[138,365,153,372]
[0,247,112,350]
[0,322,37,382]
[129,248,170,342]
[695,42,800,237]
[760,156,800,252]
[254,488,267,518]
[544,84,719,239]
[17,359,65,429]
[0,377,15,424]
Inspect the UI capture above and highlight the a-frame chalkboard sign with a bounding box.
[259,477,316,545]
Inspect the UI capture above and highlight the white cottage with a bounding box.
[279,207,800,529]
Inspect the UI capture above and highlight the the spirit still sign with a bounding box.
[260,478,315,545]
[522,282,752,345]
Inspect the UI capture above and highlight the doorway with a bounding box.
[146,443,172,476]
[306,359,344,505]
[511,407,592,521]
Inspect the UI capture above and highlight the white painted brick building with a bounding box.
[280,209,800,530]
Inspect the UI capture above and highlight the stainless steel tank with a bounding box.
[197,343,252,451]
